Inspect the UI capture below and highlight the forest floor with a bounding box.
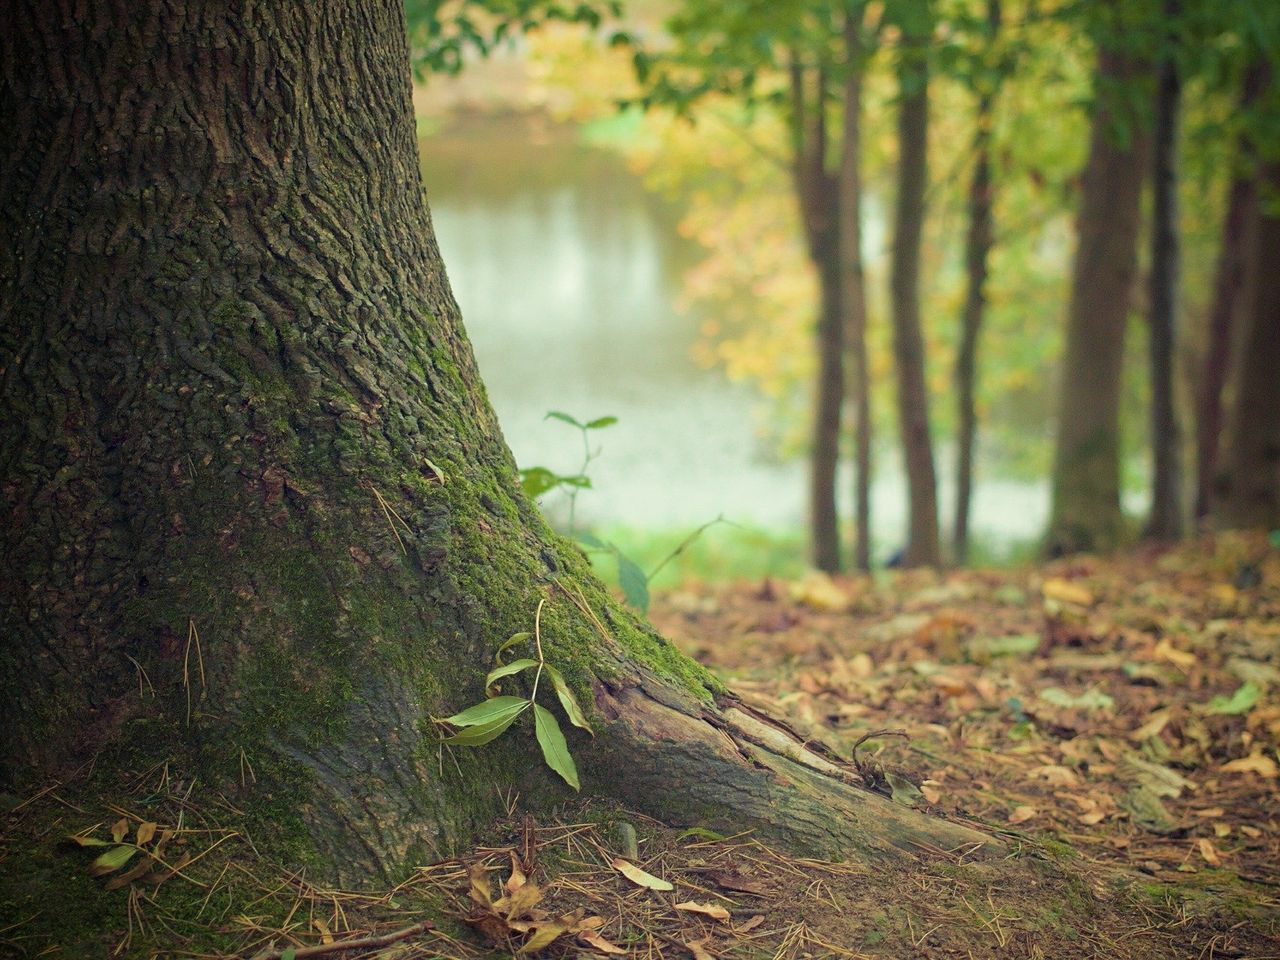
[3,533,1278,958]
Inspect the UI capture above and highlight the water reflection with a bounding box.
[420,114,1049,557]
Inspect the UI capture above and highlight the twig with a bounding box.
[849,728,909,768]
[247,920,436,960]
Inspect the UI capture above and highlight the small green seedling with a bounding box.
[439,600,592,789]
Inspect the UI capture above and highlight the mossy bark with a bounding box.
[1,0,1000,885]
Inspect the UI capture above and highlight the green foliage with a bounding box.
[440,603,591,790]
[404,0,622,76]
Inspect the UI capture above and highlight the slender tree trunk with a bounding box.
[1046,48,1149,555]
[1,0,998,885]
[1195,64,1264,521]
[841,6,872,572]
[953,0,1001,566]
[790,56,844,573]
[890,14,941,567]
[1218,161,1280,529]
[1145,0,1184,541]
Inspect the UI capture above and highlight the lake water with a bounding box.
[420,115,1050,561]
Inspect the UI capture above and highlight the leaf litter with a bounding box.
[2,532,1279,957]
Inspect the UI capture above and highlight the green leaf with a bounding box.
[544,410,583,429]
[585,415,618,429]
[616,551,650,613]
[1202,682,1261,716]
[486,659,539,689]
[886,771,924,806]
[519,467,562,498]
[1039,687,1114,712]
[67,834,111,847]
[576,532,605,549]
[89,845,139,877]
[282,950,297,960]
[533,703,579,790]
[444,696,529,728]
[677,827,726,842]
[444,702,529,746]
[495,632,531,662]
[544,665,593,735]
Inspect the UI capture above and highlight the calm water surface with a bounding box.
[420,115,1049,558]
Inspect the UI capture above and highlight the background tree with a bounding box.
[888,0,941,566]
[953,0,1004,565]
[0,0,994,886]
[1144,0,1184,541]
[1047,14,1151,555]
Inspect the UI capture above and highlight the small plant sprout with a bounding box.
[440,599,592,790]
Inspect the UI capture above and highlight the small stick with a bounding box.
[248,919,434,960]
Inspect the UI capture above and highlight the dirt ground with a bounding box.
[3,532,1278,958]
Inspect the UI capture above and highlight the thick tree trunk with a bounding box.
[1195,64,1264,521]
[1145,3,1184,542]
[790,56,844,573]
[1047,48,1149,555]
[1218,162,1280,529]
[841,7,873,573]
[953,0,1001,566]
[890,20,941,567]
[0,0,997,885]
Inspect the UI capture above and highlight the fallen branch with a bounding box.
[248,920,434,960]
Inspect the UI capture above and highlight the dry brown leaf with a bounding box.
[518,920,568,953]
[736,915,765,933]
[1220,753,1279,778]
[1008,805,1037,824]
[468,862,493,909]
[1241,825,1262,838]
[1078,811,1106,825]
[313,918,334,945]
[111,817,129,843]
[1030,764,1080,787]
[1129,709,1172,742]
[135,821,157,846]
[1192,807,1225,818]
[920,780,943,804]
[1153,638,1197,669]
[685,937,716,960]
[1197,838,1222,866]
[506,851,527,894]
[577,929,627,954]
[1213,822,1232,838]
[1042,578,1094,607]
[675,900,731,922]
[611,857,673,891]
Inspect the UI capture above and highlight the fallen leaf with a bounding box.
[1220,753,1278,778]
[468,862,493,909]
[1078,811,1106,825]
[675,901,731,922]
[736,915,765,933]
[1008,805,1037,824]
[789,571,851,612]
[1198,682,1262,716]
[577,930,627,954]
[506,852,527,894]
[518,920,568,953]
[135,821,157,846]
[685,937,715,960]
[611,858,673,891]
[1042,578,1094,607]
[1153,637,1197,669]
[111,818,129,843]
[919,780,943,804]
[1192,807,1225,818]
[1129,709,1172,742]
[1197,838,1222,866]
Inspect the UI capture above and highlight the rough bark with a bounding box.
[890,17,941,567]
[0,0,998,886]
[1046,48,1149,556]
[790,55,844,573]
[1145,2,1184,542]
[841,6,873,573]
[1195,64,1264,522]
[1218,162,1280,529]
[953,0,1001,566]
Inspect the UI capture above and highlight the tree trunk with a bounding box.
[1218,161,1280,529]
[890,14,941,567]
[1046,47,1149,556]
[1145,0,1184,542]
[953,0,1001,566]
[0,0,997,886]
[1195,64,1264,522]
[841,7,872,573]
[790,56,844,573]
